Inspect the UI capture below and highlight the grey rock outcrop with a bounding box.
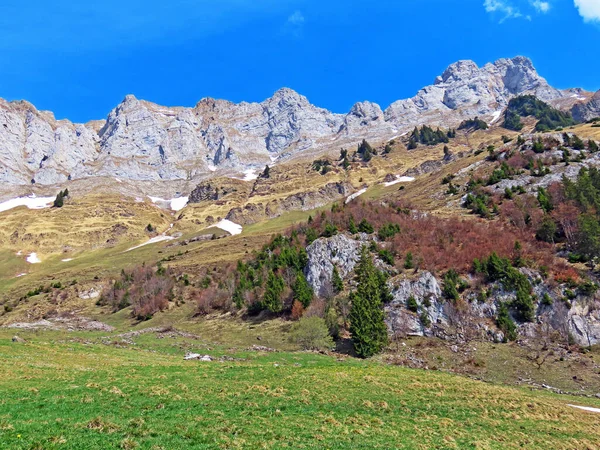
[571,90,600,122]
[305,233,363,297]
[189,182,235,203]
[385,272,447,337]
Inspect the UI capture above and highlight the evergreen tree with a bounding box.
[348,216,358,234]
[572,135,585,150]
[404,252,414,270]
[357,218,374,234]
[342,156,350,170]
[349,247,389,358]
[536,216,557,243]
[496,303,517,342]
[357,140,373,162]
[262,271,285,312]
[512,287,535,322]
[589,140,598,153]
[292,273,313,308]
[332,265,344,294]
[537,187,553,213]
[53,191,64,208]
[577,214,600,268]
[260,165,271,178]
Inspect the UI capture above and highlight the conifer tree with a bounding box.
[292,273,313,308]
[261,165,271,178]
[262,271,284,312]
[404,252,414,270]
[53,191,64,208]
[332,265,344,294]
[349,246,389,358]
[348,217,358,234]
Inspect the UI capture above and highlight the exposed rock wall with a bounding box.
[0,56,578,188]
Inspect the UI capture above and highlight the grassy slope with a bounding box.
[1,329,600,449]
[1,123,597,321]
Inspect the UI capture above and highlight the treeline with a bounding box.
[312,140,392,174]
[458,117,488,131]
[503,95,576,132]
[408,125,455,149]
[535,167,600,269]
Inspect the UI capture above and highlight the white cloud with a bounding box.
[574,0,600,22]
[484,0,523,21]
[287,11,305,26]
[283,10,305,37]
[531,1,551,13]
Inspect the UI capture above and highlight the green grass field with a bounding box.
[1,329,600,449]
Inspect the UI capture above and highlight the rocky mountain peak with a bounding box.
[0,56,587,189]
[437,60,480,84]
[264,87,312,111]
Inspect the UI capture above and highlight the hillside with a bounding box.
[2,59,600,448]
[2,329,600,449]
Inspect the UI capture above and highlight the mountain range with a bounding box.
[0,56,598,190]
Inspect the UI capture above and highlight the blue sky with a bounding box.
[1,0,598,122]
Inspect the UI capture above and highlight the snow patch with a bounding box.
[125,235,176,252]
[0,195,56,213]
[114,178,122,183]
[489,110,503,125]
[26,253,41,264]
[214,219,243,236]
[242,169,258,181]
[384,176,415,187]
[148,196,188,211]
[233,169,258,182]
[568,404,600,414]
[345,188,367,204]
[207,164,217,172]
[270,154,279,162]
[170,197,189,211]
[15,273,27,278]
[61,258,74,262]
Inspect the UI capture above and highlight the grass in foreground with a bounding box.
[1,330,599,449]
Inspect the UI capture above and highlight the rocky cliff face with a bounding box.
[0,56,579,188]
[304,234,600,346]
[572,90,600,122]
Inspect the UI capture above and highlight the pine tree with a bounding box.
[496,303,517,342]
[342,156,350,170]
[357,219,374,234]
[53,191,64,208]
[349,246,389,358]
[404,252,414,270]
[261,165,271,178]
[332,265,344,294]
[348,217,358,234]
[357,140,373,162]
[262,271,284,312]
[292,273,313,308]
